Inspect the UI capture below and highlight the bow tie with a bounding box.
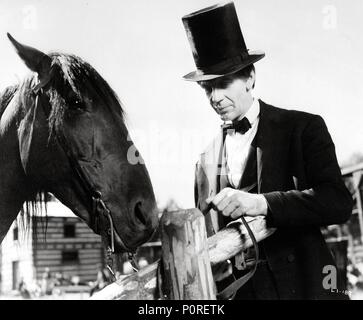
[223,117,252,134]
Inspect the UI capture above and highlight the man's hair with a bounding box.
[198,64,256,90]
[233,64,255,82]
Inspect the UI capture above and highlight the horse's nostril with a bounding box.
[134,201,147,226]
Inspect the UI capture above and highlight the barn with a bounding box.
[0,198,104,294]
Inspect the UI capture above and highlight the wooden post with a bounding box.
[160,208,216,300]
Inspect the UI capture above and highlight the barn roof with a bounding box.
[22,200,78,219]
[44,201,78,218]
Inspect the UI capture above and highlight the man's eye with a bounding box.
[199,78,232,93]
[204,86,213,93]
[215,79,232,89]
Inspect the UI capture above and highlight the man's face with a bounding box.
[199,74,252,122]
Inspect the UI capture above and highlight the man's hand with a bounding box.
[206,187,268,219]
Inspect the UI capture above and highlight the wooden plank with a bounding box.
[36,263,100,275]
[341,163,363,176]
[79,258,102,265]
[34,237,101,244]
[34,250,63,256]
[90,262,159,300]
[36,260,63,266]
[35,254,62,261]
[78,253,102,259]
[78,249,102,256]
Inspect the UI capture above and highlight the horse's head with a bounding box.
[8,34,158,253]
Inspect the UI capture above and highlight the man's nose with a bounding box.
[210,88,224,106]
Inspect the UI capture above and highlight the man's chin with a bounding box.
[220,114,233,121]
[218,110,236,121]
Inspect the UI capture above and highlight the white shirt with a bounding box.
[225,98,260,188]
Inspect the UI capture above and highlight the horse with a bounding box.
[0,34,159,260]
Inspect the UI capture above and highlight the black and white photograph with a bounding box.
[0,0,362,307]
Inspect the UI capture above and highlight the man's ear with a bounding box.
[246,70,256,92]
[7,33,52,81]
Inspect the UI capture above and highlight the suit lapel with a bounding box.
[238,136,257,192]
[199,128,225,233]
[256,100,290,193]
[200,128,224,194]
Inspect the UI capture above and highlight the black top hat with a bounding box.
[182,1,265,82]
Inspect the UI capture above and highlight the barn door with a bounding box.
[12,261,19,290]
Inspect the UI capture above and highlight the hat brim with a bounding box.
[183,50,265,82]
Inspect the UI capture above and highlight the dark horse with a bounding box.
[0,34,158,256]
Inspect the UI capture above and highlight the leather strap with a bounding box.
[217,215,260,300]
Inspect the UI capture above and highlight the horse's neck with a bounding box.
[0,101,29,243]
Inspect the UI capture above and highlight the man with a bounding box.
[182,2,353,299]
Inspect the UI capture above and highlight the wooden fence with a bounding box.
[90,208,275,300]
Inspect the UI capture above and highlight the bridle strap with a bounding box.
[128,253,140,272]
[36,92,102,225]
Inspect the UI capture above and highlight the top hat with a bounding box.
[182,1,265,82]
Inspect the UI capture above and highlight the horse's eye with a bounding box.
[70,99,86,112]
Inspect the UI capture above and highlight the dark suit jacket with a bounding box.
[194,100,353,299]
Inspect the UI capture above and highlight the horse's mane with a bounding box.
[1,52,127,240]
[0,84,19,117]
[0,84,48,241]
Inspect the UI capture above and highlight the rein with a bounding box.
[32,76,139,277]
[201,201,260,299]
[216,215,259,300]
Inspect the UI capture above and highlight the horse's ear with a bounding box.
[7,33,52,79]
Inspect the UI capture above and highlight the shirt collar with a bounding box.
[244,98,260,125]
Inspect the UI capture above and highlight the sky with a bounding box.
[1,0,362,209]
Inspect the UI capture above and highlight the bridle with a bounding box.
[32,71,139,277]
